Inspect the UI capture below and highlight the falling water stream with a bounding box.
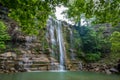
[46,17,65,71]
[57,21,65,71]
[46,17,56,70]
[22,36,35,70]
[69,27,76,60]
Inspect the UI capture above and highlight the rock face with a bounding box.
[94,23,112,37]
[0,53,56,72]
[110,68,119,73]
[0,14,119,73]
[81,62,120,74]
[0,52,16,58]
[66,60,83,71]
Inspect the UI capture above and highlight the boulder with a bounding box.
[110,68,119,73]
[105,69,112,74]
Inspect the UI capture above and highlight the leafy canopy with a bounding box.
[110,31,120,52]
[65,0,120,25]
[109,31,120,62]
[0,0,67,35]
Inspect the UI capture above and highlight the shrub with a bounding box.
[0,21,10,50]
[85,52,101,62]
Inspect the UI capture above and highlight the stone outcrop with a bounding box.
[82,62,120,74]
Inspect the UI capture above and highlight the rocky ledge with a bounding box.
[82,61,120,74]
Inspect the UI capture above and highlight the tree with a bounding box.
[73,25,103,62]
[109,31,120,62]
[110,31,120,52]
[78,26,98,53]
[65,0,120,25]
[0,0,67,35]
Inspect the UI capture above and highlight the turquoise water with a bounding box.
[0,71,120,80]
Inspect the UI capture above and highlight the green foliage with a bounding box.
[113,24,120,32]
[0,21,10,50]
[0,0,67,35]
[74,24,112,62]
[79,26,101,53]
[110,31,120,52]
[95,26,111,55]
[99,30,120,63]
[66,0,120,25]
[110,31,120,61]
[109,27,120,62]
[85,52,101,62]
[79,26,103,62]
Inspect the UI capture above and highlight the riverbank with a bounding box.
[82,63,120,74]
[0,61,120,74]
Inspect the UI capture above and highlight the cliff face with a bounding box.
[0,25,52,73]
[0,17,77,72]
[0,15,53,72]
[94,23,112,37]
[0,20,119,73]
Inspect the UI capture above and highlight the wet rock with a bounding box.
[14,63,20,70]
[105,69,112,74]
[95,67,99,72]
[0,52,17,58]
[110,68,119,73]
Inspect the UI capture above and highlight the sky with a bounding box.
[55,6,67,20]
[55,6,86,26]
[55,6,74,25]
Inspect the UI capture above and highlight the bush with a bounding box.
[85,52,101,62]
[110,31,120,52]
[109,31,120,63]
[0,21,10,50]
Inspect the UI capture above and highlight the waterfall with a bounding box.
[22,36,34,70]
[46,17,56,70]
[22,53,30,70]
[57,21,65,71]
[46,17,65,71]
[70,27,76,60]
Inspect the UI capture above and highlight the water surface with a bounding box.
[0,71,120,80]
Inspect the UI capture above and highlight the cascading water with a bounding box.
[46,17,65,71]
[22,36,34,70]
[69,28,76,60]
[23,53,29,70]
[46,17,57,70]
[57,21,65,71]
